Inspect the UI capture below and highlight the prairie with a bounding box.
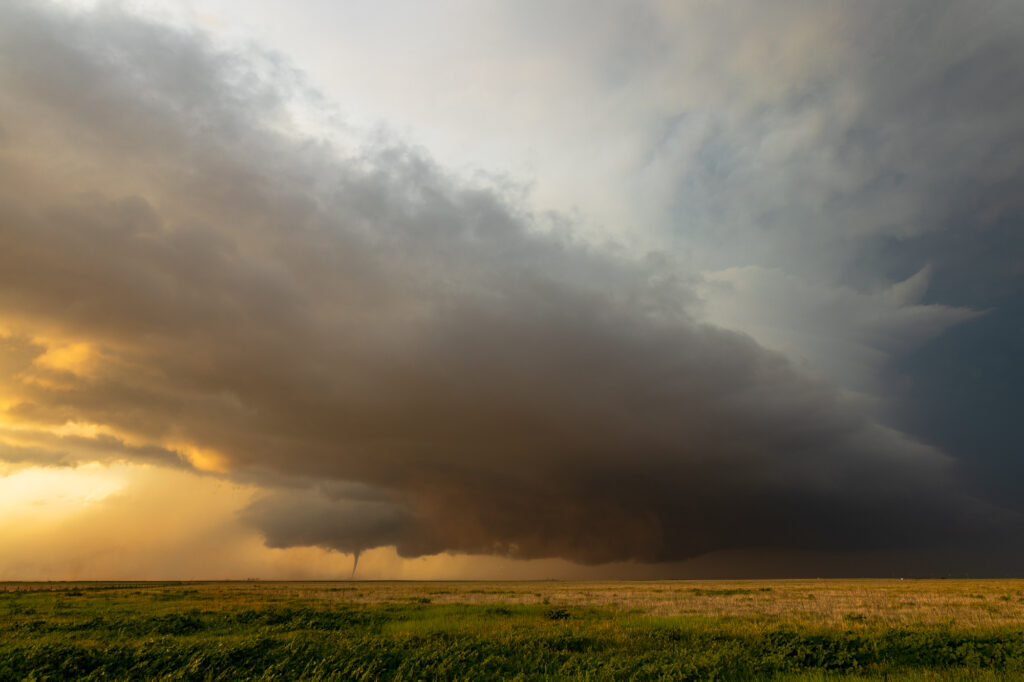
[2,579,1024,680]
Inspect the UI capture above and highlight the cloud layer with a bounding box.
[1,1,1021,571]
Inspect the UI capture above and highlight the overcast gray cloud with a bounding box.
[0,1,1021,572]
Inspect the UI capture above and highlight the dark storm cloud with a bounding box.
[0,2,1019,567]
[605,0,1024,513]
[631,0,1024,279]
[824,1,1024,506]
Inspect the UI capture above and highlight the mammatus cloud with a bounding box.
[0,2,1020,571]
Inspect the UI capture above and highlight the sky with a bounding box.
[0,0,1021,579]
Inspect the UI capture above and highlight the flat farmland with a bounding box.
[2,580,1024,680]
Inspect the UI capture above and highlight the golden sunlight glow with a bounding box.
[171,443,232,473]
[0,459,659,580]
[0,463,126,521]
[51,420,121,440]
[32,340,99,376]
[0,415,137,447]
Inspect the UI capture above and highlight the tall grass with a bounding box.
[2,580,1023,680]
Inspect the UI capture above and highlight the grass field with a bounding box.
[2,579,1024,680]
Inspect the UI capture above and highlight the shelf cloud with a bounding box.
[1,1,1021,574]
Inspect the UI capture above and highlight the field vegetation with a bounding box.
[2,580,1024,680]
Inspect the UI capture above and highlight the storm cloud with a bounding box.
[0,1,1021,571]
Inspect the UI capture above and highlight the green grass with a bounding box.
[1,581,1023,680]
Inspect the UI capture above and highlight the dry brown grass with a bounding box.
[321,579,1024,627]
[5,578,1024,629]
